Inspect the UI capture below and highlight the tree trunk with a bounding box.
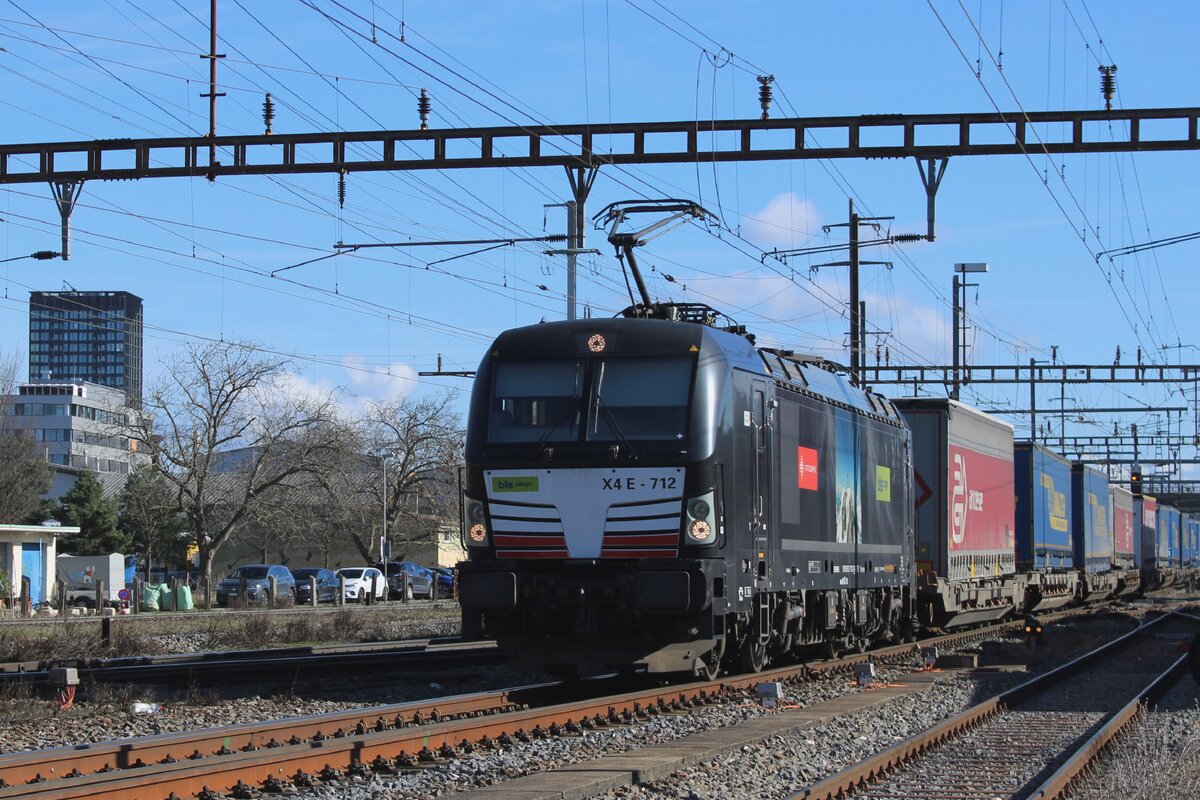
[199,544,215,610]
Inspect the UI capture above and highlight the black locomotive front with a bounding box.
[456,317,753,676]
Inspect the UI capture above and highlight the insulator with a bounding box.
[891,233,926,243]
[1098,65,1117,111]
[262,93,275,135]
[757,75,774,121]
[417,88,431,130]
[337,171,346,209]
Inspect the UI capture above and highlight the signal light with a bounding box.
[1131,466,1143,498]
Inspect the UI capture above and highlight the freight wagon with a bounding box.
[1180,514,1199,571]
[890,398,1018,628]
[1013,443,1078,610]
[1107,484,1141,595]
[1155,504,1181,587]
[1071,463,1117,599]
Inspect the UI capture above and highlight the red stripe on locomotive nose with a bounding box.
[495,549,569,559]
[600,534,680,546]
[493,535,568,547]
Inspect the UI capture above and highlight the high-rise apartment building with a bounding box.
[28,291,144,408]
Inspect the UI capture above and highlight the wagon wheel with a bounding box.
[740,638,767,673]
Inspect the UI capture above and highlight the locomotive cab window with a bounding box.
[587,358,692,442]
[488,360,583,444]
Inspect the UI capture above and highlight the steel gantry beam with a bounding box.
[1,107,1197,185]
[861,362,1200,386]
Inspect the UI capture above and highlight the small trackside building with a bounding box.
[0,523,78,608]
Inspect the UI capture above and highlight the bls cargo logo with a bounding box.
[951,453,967,544]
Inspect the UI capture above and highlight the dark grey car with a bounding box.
[292,568,339,604]
[379,561,435,600]
[215,564,296,606]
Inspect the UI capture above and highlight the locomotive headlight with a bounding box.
[464,497,489,546]
[685,490,716,544]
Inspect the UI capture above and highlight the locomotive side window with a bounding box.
[488,360,583,443]
[587,358,693,442]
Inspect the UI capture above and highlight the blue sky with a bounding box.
[1,1,1197,469]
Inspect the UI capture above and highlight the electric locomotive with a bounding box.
[456,304,917,677]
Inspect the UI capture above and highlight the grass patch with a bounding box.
[1073,702,1200,799]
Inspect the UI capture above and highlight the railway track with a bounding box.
[0,604,1125,800]
[794,607,1198,800]
[0,637,499,687]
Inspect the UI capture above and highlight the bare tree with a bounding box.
[129,341,342,605]
[309,395,463,563]
[368,394,463,557]
[0,351,53,523]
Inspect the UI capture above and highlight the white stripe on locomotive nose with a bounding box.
[486,468,685,558]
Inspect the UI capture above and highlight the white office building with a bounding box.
[4,379,146,497]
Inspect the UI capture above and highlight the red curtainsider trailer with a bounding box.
[891,398,1018,628]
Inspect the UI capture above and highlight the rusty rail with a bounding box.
[791,608,1190,800]
[1024,651,1191,800]
[0,602,1129,799]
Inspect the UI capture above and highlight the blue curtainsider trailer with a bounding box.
[1013,443,1074,571]
[1071,463,1113,574]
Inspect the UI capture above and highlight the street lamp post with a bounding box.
[952,262,988,400]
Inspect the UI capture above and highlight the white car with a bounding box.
[336,567,387,602]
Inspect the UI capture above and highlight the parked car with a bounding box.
[379,561,435,600]
[215,564,296,606]
[292,567,340,604]
[429,567,455,598]
[336,567,387,602]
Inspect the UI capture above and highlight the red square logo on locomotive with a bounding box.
[797,446,819,491]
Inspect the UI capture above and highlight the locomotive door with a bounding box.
[750,382,773,644]
[751,383,772,581]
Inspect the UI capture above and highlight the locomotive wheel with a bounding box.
[695,650,721,681]
[740,638,766,673]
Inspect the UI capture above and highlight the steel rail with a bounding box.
[0,603,1131,799]
[0,640,499,686]
[789,608,1190,800]
[1024,650,1191,800]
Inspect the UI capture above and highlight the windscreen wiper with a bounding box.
[592,362,639,460]
[529,396,582,461]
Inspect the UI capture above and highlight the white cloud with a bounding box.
[743,193,822,247]
[342,355,419,402]
[275,356,419,417]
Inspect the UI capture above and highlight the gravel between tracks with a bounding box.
[0,607,1183,800]
[1070,675,1200,800]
